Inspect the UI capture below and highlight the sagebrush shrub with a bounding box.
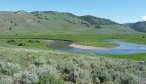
[0,77,13,84]
[0,62,21,75]
[13,71,39,84]
[34,57,46,67]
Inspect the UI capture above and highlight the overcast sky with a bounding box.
[0,0,146,23]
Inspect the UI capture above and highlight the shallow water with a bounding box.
[48,39,146,54]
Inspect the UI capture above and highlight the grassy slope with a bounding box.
[126,21,146,32]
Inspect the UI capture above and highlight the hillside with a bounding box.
[79,15,117,25]
[126,21,146,33]
[0,11,137,34]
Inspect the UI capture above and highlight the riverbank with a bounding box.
[69,43,113,50]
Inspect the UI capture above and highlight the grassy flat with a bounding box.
[0,33,146,46]
[0,33,146,60]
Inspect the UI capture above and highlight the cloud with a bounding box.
[128,19,138,23]
[141,16,146,21]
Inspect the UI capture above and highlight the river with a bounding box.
[48,39,146,54]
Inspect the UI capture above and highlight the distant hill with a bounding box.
[126,21,146,32]
[0,11,137,34]
[79,15,117,25]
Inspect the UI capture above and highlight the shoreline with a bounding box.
[69,43,113,50]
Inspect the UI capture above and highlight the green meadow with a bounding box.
[0,33,146,61]
[0,33,146,46]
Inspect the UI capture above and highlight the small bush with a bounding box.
[95,25,102,28]
[28,39,34,42]
[9,27,12,30]
[28,39,40,43]
[35,40,40,43]
[17,43,25,46]
[7,39,15,43]
[34,57,46,67]
[14,23,17,26]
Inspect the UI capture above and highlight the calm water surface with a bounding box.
[48,39,146,54]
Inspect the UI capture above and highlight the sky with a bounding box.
[0,0,146,23]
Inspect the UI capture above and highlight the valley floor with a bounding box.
[0,34,146,84]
